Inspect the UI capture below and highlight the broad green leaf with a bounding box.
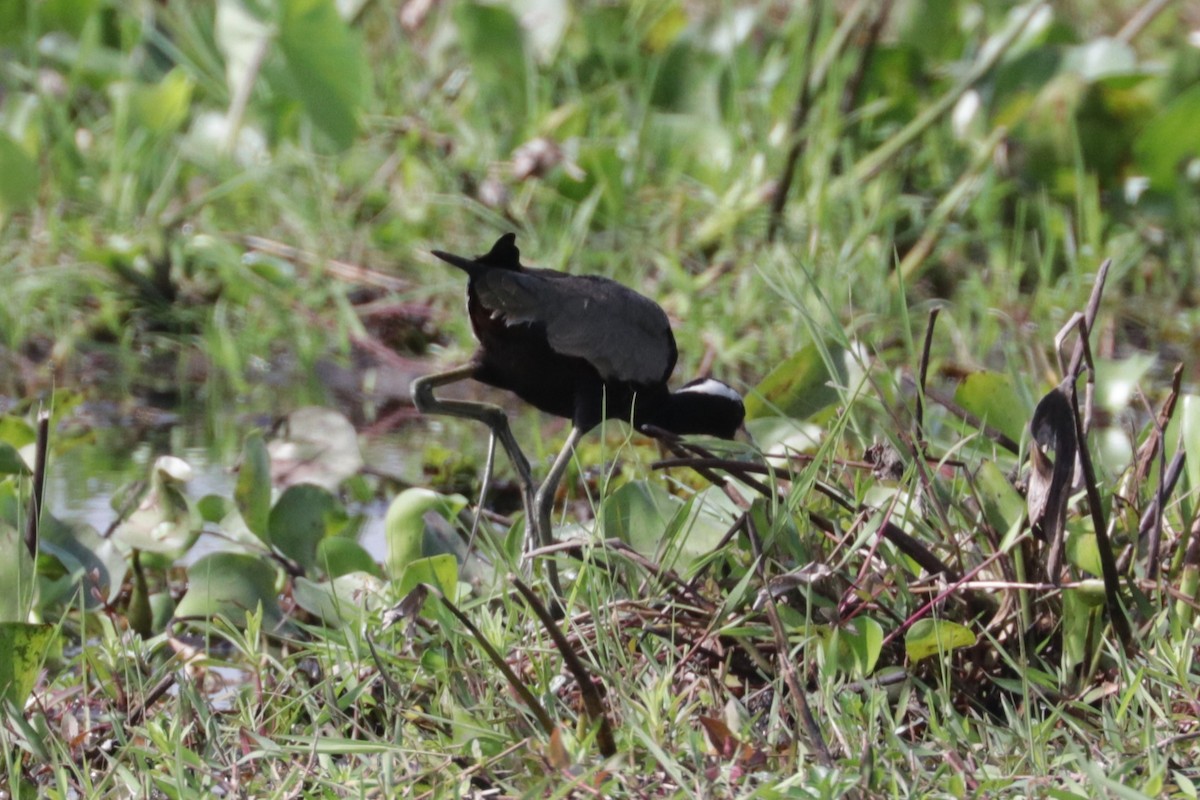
[0,622,56,707]
[954,371,1027,444]
[1134,83,1200,191]
[384,489,465,580]
[236,430,271,541]
[268,484,345,574]
[38,516,127,607]
[974,461,1025,544]
[602,480,682,555]
[0,132,38,214]
[1181,395,1200,509]
[0,442,29,475]
[905,619,976,662]
[0,523,35,623]
[174,552,284,630]
[823,617,884,678]
[130,68,194,135]
[279,0,369,150]
[746,342,846,421]
[396,554,459,601]
[1065,526,1102,577]
[454,2,529,135]
[0,416,36,449]
[316,537,381,579]
[111,457,199,557]
[293,572,385,627]
[267,407,363,492]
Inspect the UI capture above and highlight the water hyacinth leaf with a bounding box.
[905,619,977,662]
[278,0,370,150]
[954,371,1027,444]
[316,537,381,579]
[236,430,271,541]
[293,572,385,627]
[174,552,284,630]
[268,484,346,574]
[38,515,127,607]
[746,342,847,421]
[111,456,199,557]
[0,623,56,706]
[384,489,466,580]
[267,407,363,492]
[396,554,459,601]
[0,132,38,214]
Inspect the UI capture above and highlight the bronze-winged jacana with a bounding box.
[411,234,744,592]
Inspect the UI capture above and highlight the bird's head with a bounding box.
[657,378,745,439]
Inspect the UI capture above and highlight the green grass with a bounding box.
[3,0,1200,796]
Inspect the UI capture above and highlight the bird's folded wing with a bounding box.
[475,271,677,385]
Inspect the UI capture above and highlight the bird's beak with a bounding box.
[431,249,476,270]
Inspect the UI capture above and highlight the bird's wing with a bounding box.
[474,270,677,385]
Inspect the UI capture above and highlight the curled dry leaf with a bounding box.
[1027,381,1077,549]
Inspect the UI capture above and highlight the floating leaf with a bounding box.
[746,342,846,421]
[954,371,1027,444]
[974,460,1025,543]
[174,552,284,630]
[905,619,977,662]
[267,407,363,492]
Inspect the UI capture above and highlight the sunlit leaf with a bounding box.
[396,554,459,600]
[905,618,976,661]
[384,489,465,580]
[130,68,194,134]
[111,456,199,558]
[746,342,846,421]
[954,371,1027,444]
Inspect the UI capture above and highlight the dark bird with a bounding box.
[412,234,745,591]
